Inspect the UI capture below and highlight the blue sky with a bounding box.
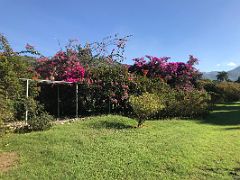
[1,0,240,72]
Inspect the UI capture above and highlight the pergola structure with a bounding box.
[20,78,79,124]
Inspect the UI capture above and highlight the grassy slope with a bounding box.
[1,103,240,179]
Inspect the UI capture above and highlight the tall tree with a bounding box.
[0,33,15,56]
[216,71,228,82]
[0,33,36,122]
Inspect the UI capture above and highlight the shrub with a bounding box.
[0,84,14,125]
[216,82,240,102]
[0,37,39,123]
[128,55,201,89]
[200,80,223,104]
[129,93,164,127]
[201,80,240,103]
[130,76,170,94]
[25,99,54,131]
[28,112,54,131]
[162,89,211,118]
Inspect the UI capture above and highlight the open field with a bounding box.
[1,102,240,179]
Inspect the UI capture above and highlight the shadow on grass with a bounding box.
[224,127,240,130]
[198,102,240,126]
[14,125,32,134]
[89,121,133,130]
[214,106,240,111]
[202,166,240,179]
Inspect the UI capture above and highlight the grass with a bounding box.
[1,103,240,179]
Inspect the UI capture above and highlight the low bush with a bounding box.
[16,98,55,132]
[28,112,54,131]
[130,78,211,119]
[0,99,14,123]
[201,80,240,103]
[161,89,211,118]
[200,80,223,104]
[0,86,14,132]
[216,82,240,102]
[129,92,164,127]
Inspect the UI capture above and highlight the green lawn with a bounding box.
[1,103,240,179]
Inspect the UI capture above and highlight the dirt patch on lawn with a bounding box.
[0,152,19,172]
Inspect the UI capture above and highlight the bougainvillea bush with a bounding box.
[33,34,137,117]
[37,60,132,116]
[128,55,201,89]
[36,50,85,82]
[35,49,211,118]
[7,32,210,120]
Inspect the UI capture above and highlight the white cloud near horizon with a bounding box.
[227,62,237,67]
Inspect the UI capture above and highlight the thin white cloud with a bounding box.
[227,62,237,67]
[216,64,221,67]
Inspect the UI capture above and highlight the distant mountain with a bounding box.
[228,66,240,81]
[202,66,240,81]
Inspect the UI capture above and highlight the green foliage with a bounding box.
[90,62,129,82]
[129,92,164,127]
[0,34,39,122]
[130,77,210,119]
[23,97,53,131]
[162,89,211,118]
[199,80,222,103]
[14,100,54,132]
[216,71,228,82]
[216,82,240,102]
[28,112,54,131]
[202,80,240,103]
[0,82,14,125]
[0,56,22,99]
[0,33,15,56]
[236,76,240,83]
[131,76,170,94]
[0,86,12,133]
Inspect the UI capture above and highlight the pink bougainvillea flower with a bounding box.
[36,50,85,83]
[128,55,200,89]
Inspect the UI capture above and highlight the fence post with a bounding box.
[76,83,79,118]
[25,79,29,124]
[57,85,60,120]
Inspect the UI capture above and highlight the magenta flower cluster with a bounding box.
[129,55,200,89]
[35,48,200,90]
[36,50,85,82]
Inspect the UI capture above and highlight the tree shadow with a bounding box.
[90,121,133,130]
[201,166,240,179]
[224,127,240,130]
[197,103,240,126]
[214,105,240,111]
[14,125,32,134]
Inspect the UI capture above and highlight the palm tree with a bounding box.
[216,71,228,82]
